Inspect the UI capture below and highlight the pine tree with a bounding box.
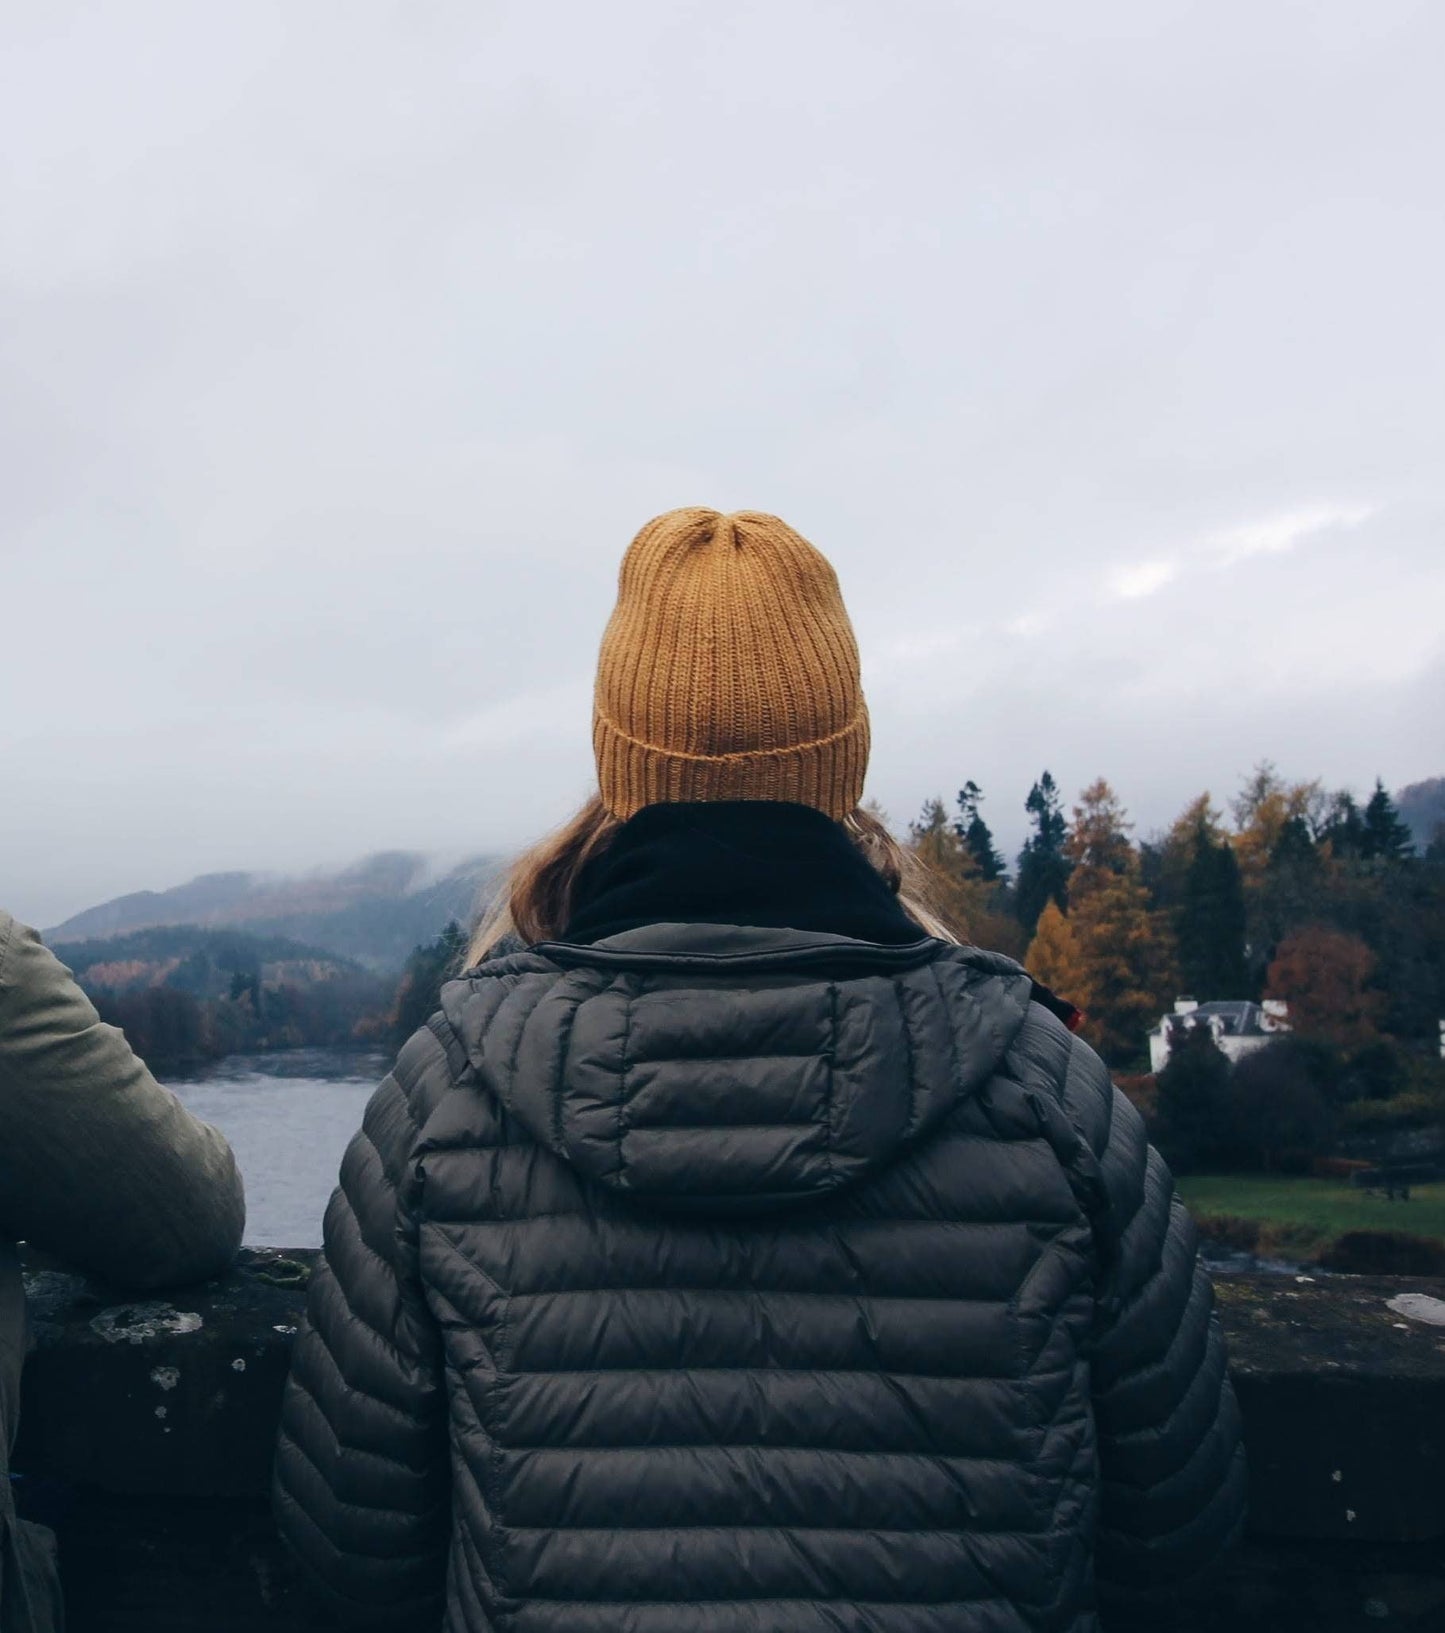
[954,781,1006,882]
[1362,779,1415,862]
[1177,823,1248,1000]
[1015,771,1072,935]
[1150,794,1227,915]
[392,920,469,1041]
[1270,815,1317,870]
[908,799,988,941]
[1024,900,1092,1012]
[1320,791,1367,861]
[908,799,1026,958]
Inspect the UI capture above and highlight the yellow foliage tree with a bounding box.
[1066,778,1135,900]
[1071,871,1179,1064]
[1155,792,1227,905]
[1230,761,1324,893]
[1024,900,1093,1014]
[906,798,1026,958]
[1059,778,1178,1062]
[906,799,986,938]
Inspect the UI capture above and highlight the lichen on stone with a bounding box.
[90,1304,203,1345]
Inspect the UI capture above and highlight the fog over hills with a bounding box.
[1398,779,1445,853]
[45,851,501,973]
[39,773,1440,969]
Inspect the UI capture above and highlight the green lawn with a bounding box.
[1175,1174,1445,1258]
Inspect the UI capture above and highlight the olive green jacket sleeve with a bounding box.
[0,911,245,1290]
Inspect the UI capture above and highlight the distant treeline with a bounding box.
[903,765,1445,1179]
[58,926,394,1073]
[392,766,1444,1080]
[903,763,1443,1069]
[71,764,1442,1092]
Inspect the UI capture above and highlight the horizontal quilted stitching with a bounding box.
[274,931,1245,1632]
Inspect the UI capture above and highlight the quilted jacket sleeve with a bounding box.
[0,912,243,1289]
[1049,1021,1247,1604]
[272,1023,452,1627]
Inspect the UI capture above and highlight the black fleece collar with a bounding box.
[562,802,926,947]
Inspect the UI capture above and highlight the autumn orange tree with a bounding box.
[1066,779,1178,1064]
[1230,760,1324,899]
[1265,926,1383,1051]
[1024,900,1092,1013]
[906,799,1025,958]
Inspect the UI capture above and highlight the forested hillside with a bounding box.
[55,925,391,1072]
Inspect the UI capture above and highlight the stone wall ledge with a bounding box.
[12,1250,1445,1631]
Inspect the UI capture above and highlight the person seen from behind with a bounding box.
[274,507,1245,1631]
[0,909,245,1631]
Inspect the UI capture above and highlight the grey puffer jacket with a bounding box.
[274,925,1244,1632]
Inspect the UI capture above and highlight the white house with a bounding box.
[1147,997,1290,1074]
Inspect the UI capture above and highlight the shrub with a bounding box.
[1403,1054,1445,1097]
[1341,1091,1445,1131]
[1267,1035,1347,1103]
[1154,1027,1234,1174]
[1343,1039,1410,1102]
[1230,1040,1337,1172]
[1317,1231,1445,1275]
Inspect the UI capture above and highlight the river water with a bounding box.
[168,1046,1300,1271]
[167,1047,387,1247]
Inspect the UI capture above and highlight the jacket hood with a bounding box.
[440,924,1033,1217]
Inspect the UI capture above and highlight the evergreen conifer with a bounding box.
[1177,824,1248,1000]
[1362,779,1415,862]
[954,781,1007,882]
[1015,771,1071,934]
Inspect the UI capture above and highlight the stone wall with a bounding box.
[12,1250,1445,1630]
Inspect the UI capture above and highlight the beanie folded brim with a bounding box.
[594,704,870,822]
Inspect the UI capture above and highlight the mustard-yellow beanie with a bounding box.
[593,508,870,821]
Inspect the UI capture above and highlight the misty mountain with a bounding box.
[1397,779,1445,853]
[45,851,501,973]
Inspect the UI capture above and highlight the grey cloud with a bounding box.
[3,0,1441,927]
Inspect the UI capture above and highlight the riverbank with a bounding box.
[1178,1174,1445,1271]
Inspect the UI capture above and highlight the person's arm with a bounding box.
[1048,1021,1246,1601]
[0,913,244,1289]
[272,1022,450,1627]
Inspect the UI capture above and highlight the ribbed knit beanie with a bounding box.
[593,508,870,821]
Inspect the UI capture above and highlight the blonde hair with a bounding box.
[465,798,958,967]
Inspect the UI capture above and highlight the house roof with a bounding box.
[1150,1000,1284,1038]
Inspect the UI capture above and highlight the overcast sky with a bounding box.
[4,0,1442,929]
